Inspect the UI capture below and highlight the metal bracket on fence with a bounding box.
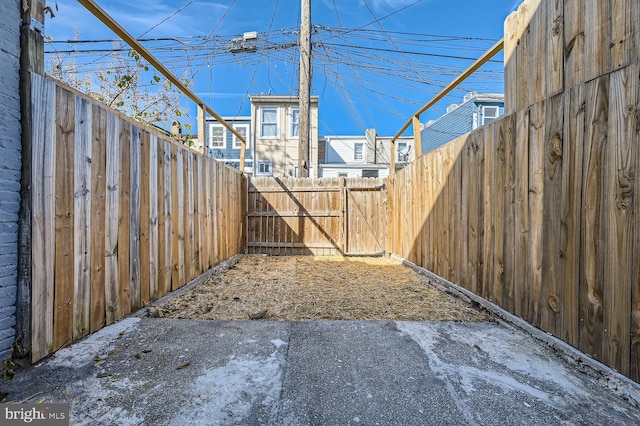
[30,18,44,33]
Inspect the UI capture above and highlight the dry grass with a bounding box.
[155,255,490,322]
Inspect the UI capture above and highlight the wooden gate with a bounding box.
[344,185,386,255]
[247,177,386,256]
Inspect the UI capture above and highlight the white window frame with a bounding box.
[397,142,409,162]
[259,107,279,138]
[354,143,363,161]
[209,124,225,148]
[256,160,273,176]
[482,106,500,125]
[290,107,300,138]
[232,124,249,149]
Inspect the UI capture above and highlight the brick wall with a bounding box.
[0,0,22,360]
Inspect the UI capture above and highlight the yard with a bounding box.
[153,255,489,322]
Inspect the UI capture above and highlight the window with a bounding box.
[260,107,279,138]
[397,142,409,162]
[354,143,363,161]
[232,124,249,149]
[209,124,225,148]
[482,106,500,125]
[290,108,300,138]
[256,160,273,176]
[362,170,379,178]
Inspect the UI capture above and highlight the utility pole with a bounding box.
[298,0,311,177]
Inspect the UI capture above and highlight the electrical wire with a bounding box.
[45,2,505,135]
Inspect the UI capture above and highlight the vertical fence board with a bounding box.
[212,160,220,264]
[148,135,159,301]
[494,120,509,307]
[453,141,463,283]
[528,0,545,105]
[584,0,610,82]
[90,106,107,333]
[161,141,173,296]
[602,65,637,375]
[129,126,141,310]
[207,160,214,267]
[561,84,585,348]
[545,0,563,97]
[53,85,74,351]
[184,152,194,280]
[456,139,468,289]
[480,127,493,300]
[514,108,530,319]
[31,76,56,361]
[73,96,92,341]
[194,155,202,274]
[610,0,637,71]
[201,157,210,270]
[433,149,444,277]
[170,145,179,290]
[515,1,531,111]
[632,65,640,383]
[118,119,131,317]
[504,10,518,114]
[541,93,564,336]
[418,157,428,269]
[580,75,609,360]
[502,115,516,313]
[156,139,166,298]
[104,114,120,325]
[527,101,545,328]
[177,148,186,287]
[139,131,150,306]
[410,165,419,264]
[563,0,585,90]
[466,132,480,294]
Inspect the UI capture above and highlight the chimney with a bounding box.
[365,128,377,163]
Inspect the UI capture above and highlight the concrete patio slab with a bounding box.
[2,317,639,425]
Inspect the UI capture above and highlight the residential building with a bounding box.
[250,95,319,178]
[0,0,21,361]
[420,92,504,155]
[204,116,253,174]
[319,128,414,178]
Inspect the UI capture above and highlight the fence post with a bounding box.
[16,0,46,360]
[412,115,422,157]
[341,178,347,254]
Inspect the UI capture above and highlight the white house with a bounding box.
[204,115,253,174]
[249,95,320,178]
[319,129,414,178]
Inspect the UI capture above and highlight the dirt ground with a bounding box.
[154,255,489,322]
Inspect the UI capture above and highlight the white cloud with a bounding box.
[363,0,422,12]
[45,0,231,40]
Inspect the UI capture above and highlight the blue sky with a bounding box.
[45,0,519,136]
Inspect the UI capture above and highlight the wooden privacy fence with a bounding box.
[388,0,640,381]
[29,74,246,362]
[504,0,640,114]
[247,177,386,256]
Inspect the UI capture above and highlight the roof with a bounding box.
[472,93,504,103]
[206,116,251,122]
[423,92,504,129]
